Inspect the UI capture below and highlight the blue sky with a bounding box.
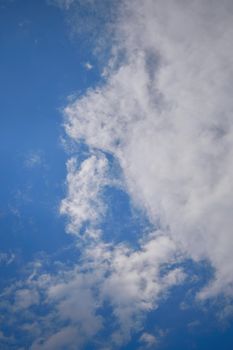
[1,1,233,349]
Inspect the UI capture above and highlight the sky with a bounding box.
[1,0,233,349]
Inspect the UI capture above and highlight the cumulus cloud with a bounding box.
[64,0,233,299]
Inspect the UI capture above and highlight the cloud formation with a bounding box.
[60,154,108,234]
[64,0,233,299]
[2,1,233,349]
[0,233,185,349]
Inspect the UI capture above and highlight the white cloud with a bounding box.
[84,62,93,70]
[139,332,158,348]
[31,326,84,350]
[60,154,108,234]
[64,0,233,299]
[41,233,184,347]
[3,1,233,349]
[99,234,185,344]
[0,233,185,349]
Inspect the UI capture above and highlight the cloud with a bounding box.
[31,326,83,350]
[24,150,43,168]
[139,332,158,348]
[48,0,120,61]
[64,0,233,299]
[0,252,15,265]
[60,153,108,234]
[84,62,93,70]
[41,234,184,347]
[47,0,75,10]
[0,233,185,349]
[2,1,233,349]
[14,288,40,310]
[99,234,185,344]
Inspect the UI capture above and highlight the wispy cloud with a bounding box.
[47,0,75,10]
[24,150,43,169]
[0,252,15,265]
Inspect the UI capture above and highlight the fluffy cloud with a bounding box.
[46,233,184,347]
[64,0,233,298]
[0,234,184,349]
[2,1,232,349]
[139,332,158,348]
[98,233,185,343]
[46,233,184,346]
[60,154,108,234]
